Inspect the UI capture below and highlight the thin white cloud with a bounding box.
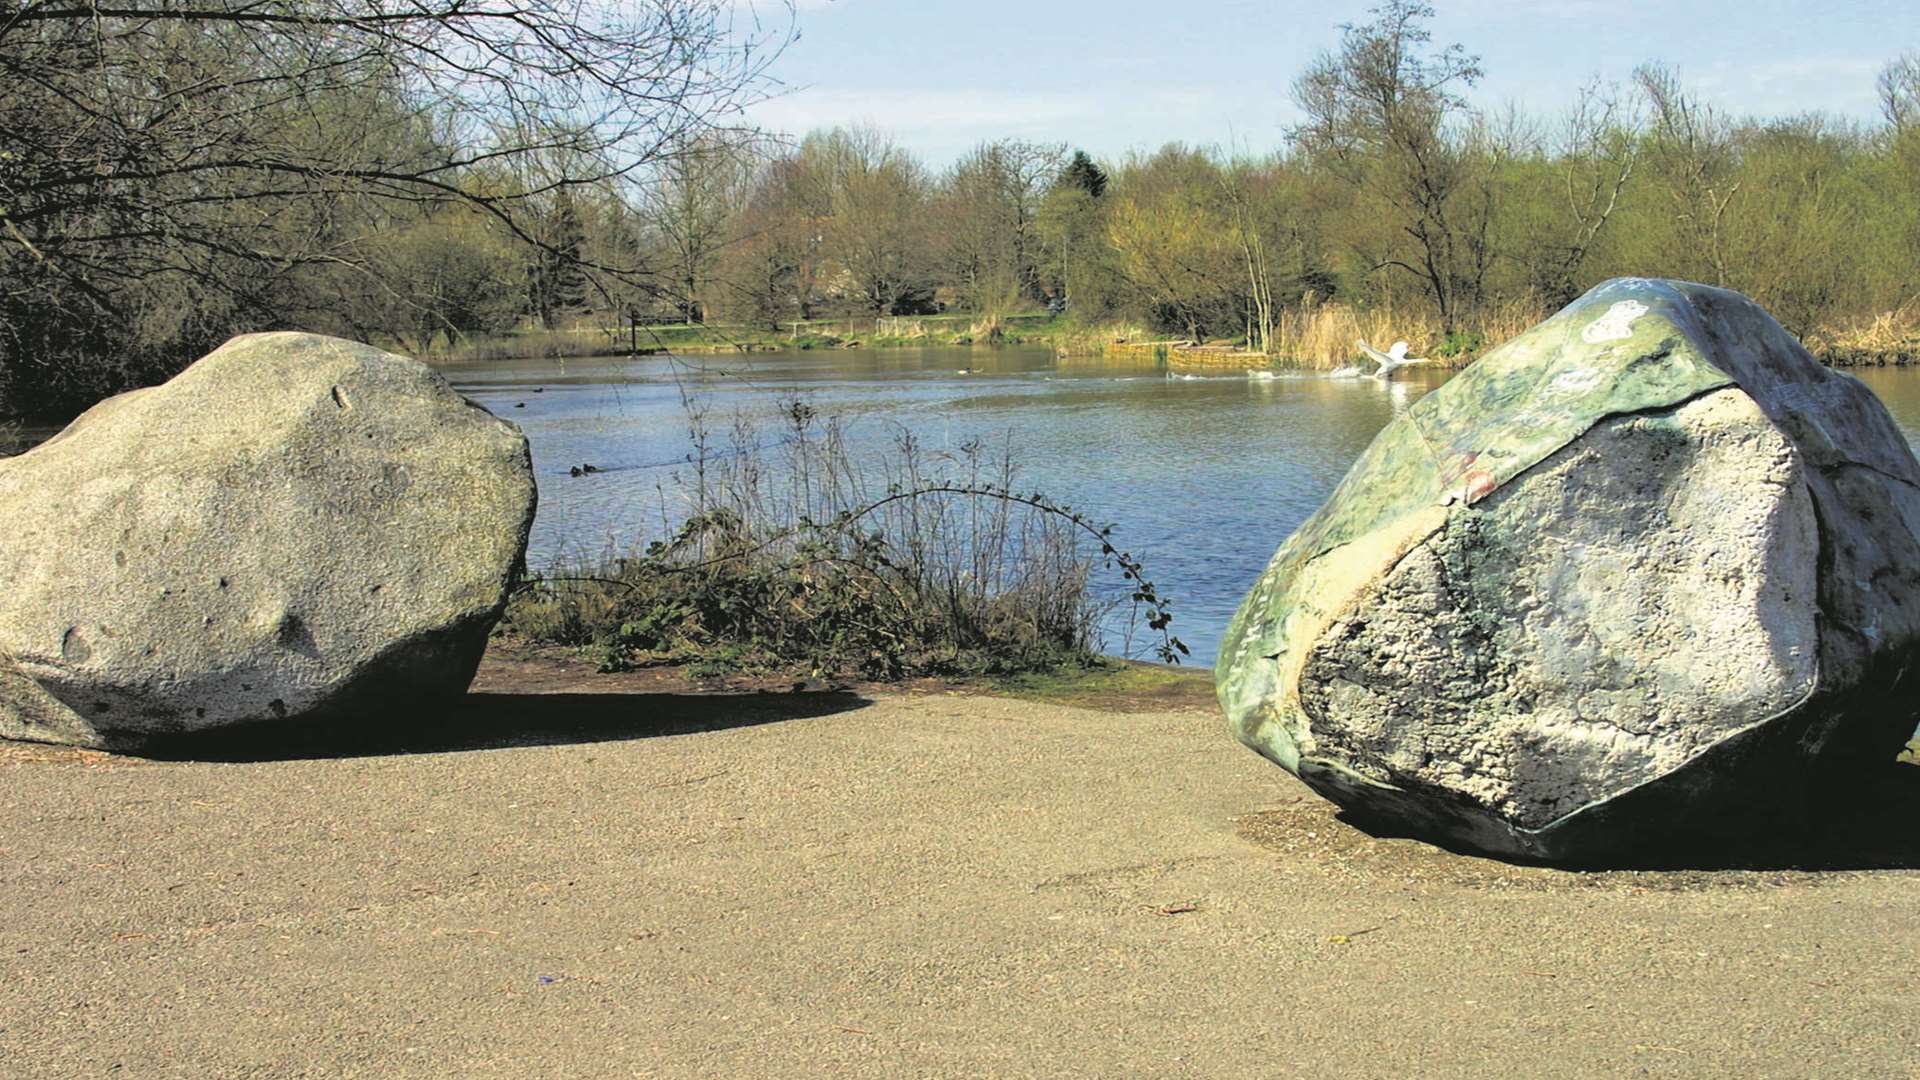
[745,83,1297,166]
[1689,55,1887,117]
[730,0,850,14]
[1745,55,1887,88]
[1444,0,1639,18]
[748,86,1099,142]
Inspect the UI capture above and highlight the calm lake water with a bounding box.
[437,347,1920,667]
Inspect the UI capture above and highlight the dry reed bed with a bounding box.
[402,297,1919,371]
[1093,296,1918,369]
[1808,300,1920,366]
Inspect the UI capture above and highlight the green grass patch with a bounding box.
[410,310,1110,364]
[987,658,1215,713]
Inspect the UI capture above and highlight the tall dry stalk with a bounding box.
[1268,293,1547,367]
[507,399,1185,676]
[1807,299,1920,362]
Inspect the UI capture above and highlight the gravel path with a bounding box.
[3,659,1917,1077]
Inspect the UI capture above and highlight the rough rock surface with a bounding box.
[0,332,535,748]
[1216,279,1920,862]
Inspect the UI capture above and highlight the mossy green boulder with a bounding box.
[1217,279,1920,862]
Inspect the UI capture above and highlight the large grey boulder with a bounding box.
[0,332,535,749]
[1217,279,1920,862]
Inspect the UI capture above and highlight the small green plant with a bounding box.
[1434,330,1486,358]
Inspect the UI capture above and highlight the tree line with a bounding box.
[674,6,1917,359]
[0,0,787,415]
[4,1,1918,417]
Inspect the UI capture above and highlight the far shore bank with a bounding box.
[406,310,1920,373]
[7,308,1914,438]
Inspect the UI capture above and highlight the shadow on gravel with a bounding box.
[1333,766,1920,874]
[135,689,871,764]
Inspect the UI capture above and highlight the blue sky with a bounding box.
[738,0,1918,166]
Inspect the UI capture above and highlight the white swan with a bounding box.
[1352,339,1430,379]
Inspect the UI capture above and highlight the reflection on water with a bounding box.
[1848,368,1920,453]
[435,347,1920,667]
[434,345,1441,667]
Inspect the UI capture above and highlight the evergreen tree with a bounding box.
[529,193,589,329]
[1061,150,1109,198]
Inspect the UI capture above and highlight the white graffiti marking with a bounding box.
[1546,366,1605,395]
[1581,299,1648,343]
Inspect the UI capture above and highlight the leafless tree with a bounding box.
[1551,78,1640,302]
[1634,62,1741,287]
[1879,52,1920,134]
[1291,0,1483,329]
[807,126,933,316]
[936,139,1066,312]
[0,0,791,410]
[637,132,762,324]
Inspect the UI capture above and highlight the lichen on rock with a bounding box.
[1217,278,1920,862]
[0,332,536,749]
